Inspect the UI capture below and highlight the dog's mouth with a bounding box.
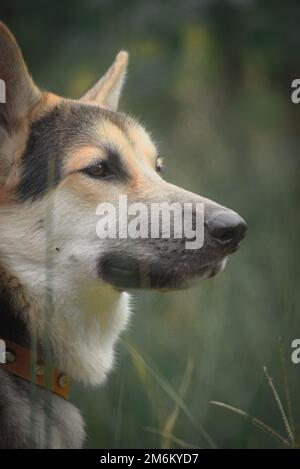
[207,258,228,278]
[99,253,229,291]
[100,255,144,290]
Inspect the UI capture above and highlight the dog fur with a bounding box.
[0,22,246,448]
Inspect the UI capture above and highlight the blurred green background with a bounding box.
[2,0,300,449]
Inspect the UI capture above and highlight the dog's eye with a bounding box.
[156,157,164,174]
[84,161,110,179]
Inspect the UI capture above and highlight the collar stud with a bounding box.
[58,373,69,389]
[35,362,45,376]
[5,349,16,363]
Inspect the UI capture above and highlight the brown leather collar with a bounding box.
[0,337,71,400]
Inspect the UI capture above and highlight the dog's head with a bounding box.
[0,22,246,292]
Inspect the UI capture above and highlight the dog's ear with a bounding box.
[0,22,40,135]
[80,51,128,111]
[0,22,41,191]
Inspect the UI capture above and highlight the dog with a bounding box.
[0,22,246,448]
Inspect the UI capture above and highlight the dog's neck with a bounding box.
[0,260,130,386]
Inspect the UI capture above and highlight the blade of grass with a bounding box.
[144,426,200,449]
[113,357,126,448]
[162,356,194,448]
[278,337,295,438]
[128,337,168,427]
[123,340,217,448]
[211,401,291,448]
[263,366,295,445]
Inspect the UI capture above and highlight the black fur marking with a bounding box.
[0,288,30,348]
[17,102,129,201]
[17,106,63,201]
[102,144,130,182]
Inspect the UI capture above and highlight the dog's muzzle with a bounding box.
[97,207,247,291]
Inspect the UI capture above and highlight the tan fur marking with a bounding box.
[0,93,64,204]
[126,124,157,167]
[28,92,63,122]
[60,173,117,205]
[64,146,103,173]
[0,122,28,204]
[96,120,139,179]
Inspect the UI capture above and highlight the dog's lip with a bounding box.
[208,266,219,278]
[226,244,240,254]
[207,264,221,278]
[101,261,142,290]
[223,239,244,255]
[103,260,226,290]
[206,257,228,278]
[99,246,236,290]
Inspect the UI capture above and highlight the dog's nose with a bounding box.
[206,211,247,249]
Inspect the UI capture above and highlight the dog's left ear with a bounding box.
[80,51,128,111]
